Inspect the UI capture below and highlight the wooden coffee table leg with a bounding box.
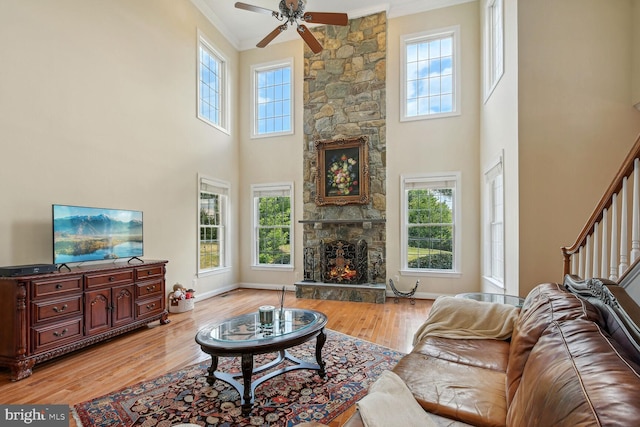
[241,353,254,414]
[206,355,218,385]
[315,329,327,377]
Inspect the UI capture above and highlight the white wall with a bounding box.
[0,0,240,297]
[517,0,640,296]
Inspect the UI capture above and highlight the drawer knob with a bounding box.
[147,271,152,275]
[146,303,156,310]
[52,304,68,313]
[55,284,63,289]
[109,276,116,282]
[146,285,156,292]
[53,328,68,337]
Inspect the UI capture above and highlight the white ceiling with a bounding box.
[190,0,474,51]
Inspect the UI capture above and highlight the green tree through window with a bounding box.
[254,187,292,266]
[407,188,453,269]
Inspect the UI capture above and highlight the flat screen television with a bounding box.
[52,204,143,264]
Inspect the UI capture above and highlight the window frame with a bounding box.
[400,25,461,122]
[483,154,505,287]
[198,175,231,276]
[251,58,294,139]
[400,172,462,277]
[483,0,505,102]
[251,182,294,270]
[197,29,229,134]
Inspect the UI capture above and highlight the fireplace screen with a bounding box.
[321,239,368,284]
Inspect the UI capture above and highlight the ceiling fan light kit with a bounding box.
[235,0,349,53]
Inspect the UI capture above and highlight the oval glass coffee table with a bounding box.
[195,308,328,415]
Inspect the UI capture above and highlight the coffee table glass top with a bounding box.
[196,308,325,344]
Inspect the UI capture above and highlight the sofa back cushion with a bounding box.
[507,319,640,426]
[506,283,602,404]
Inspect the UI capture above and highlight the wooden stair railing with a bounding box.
[562,134,640,282]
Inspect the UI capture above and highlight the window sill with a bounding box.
[198,266,232,277]
[400,269,462,279]
[251,264,294,272]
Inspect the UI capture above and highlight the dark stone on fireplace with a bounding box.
[294,281,386,304]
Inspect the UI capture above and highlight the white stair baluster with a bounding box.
[585,234,592,279]
[610,193,619,281]
[620,176,629,277]
[631,158,640,263]
[592,223,599,278]
[601,209,608,279]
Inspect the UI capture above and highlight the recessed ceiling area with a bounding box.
[190,0,475,51]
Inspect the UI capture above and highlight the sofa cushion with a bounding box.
[393,352,508,427]
[413,336,510,372]
[507,318,640,426]
[506,283,603,404]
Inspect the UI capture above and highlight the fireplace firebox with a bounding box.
[321,239,368,284]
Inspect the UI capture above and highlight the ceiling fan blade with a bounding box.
[285,0,299,11]
[297,24,322,54]
[235,2,278,17]
[257,24,288,48]
[303,12,349,26]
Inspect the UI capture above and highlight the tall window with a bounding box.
[484,0,504,100]
[252,183,293,268]
[199,176,229,273]
[401,26,460,121]
[484,157,504,286]
[401,173,461,275]
[197,31,228,132]
[252,59,293,138]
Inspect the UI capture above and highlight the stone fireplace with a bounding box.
[297,12,387,303]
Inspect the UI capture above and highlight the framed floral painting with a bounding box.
[315,136,369,206]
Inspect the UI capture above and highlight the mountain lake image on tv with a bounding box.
[53,205,143,264]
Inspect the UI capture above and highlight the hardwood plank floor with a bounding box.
[0,289,433,426]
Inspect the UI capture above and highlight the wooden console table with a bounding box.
[0,259,169,381]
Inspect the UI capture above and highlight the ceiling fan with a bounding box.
[234,0,349,53]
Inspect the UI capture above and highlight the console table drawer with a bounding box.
[32,295,83,323]
[85,270,134,288]
[136,279,163,298]
[136,296,164,319]
[135,265,164,281]
[32,277,82,299]
[31,317,82,354]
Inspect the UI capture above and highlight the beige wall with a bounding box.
[237,40,306,289]
[517,0,640,296]
[480,0,520,296]
[633,0,640,109]
[387,2,482,295]
[0,0,240,296]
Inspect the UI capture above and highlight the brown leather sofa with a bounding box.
[345,277,640,427]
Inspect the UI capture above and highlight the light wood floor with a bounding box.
[0,289,433,426]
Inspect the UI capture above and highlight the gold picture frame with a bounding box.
[315,136,369,206]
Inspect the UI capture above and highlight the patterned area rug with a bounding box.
[72,330,405,427]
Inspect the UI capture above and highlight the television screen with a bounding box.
[53,204,143,264]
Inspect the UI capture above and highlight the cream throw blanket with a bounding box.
[412,296,520,346]
[357,370,438,427]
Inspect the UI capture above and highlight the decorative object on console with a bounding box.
[315,136,370,206]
